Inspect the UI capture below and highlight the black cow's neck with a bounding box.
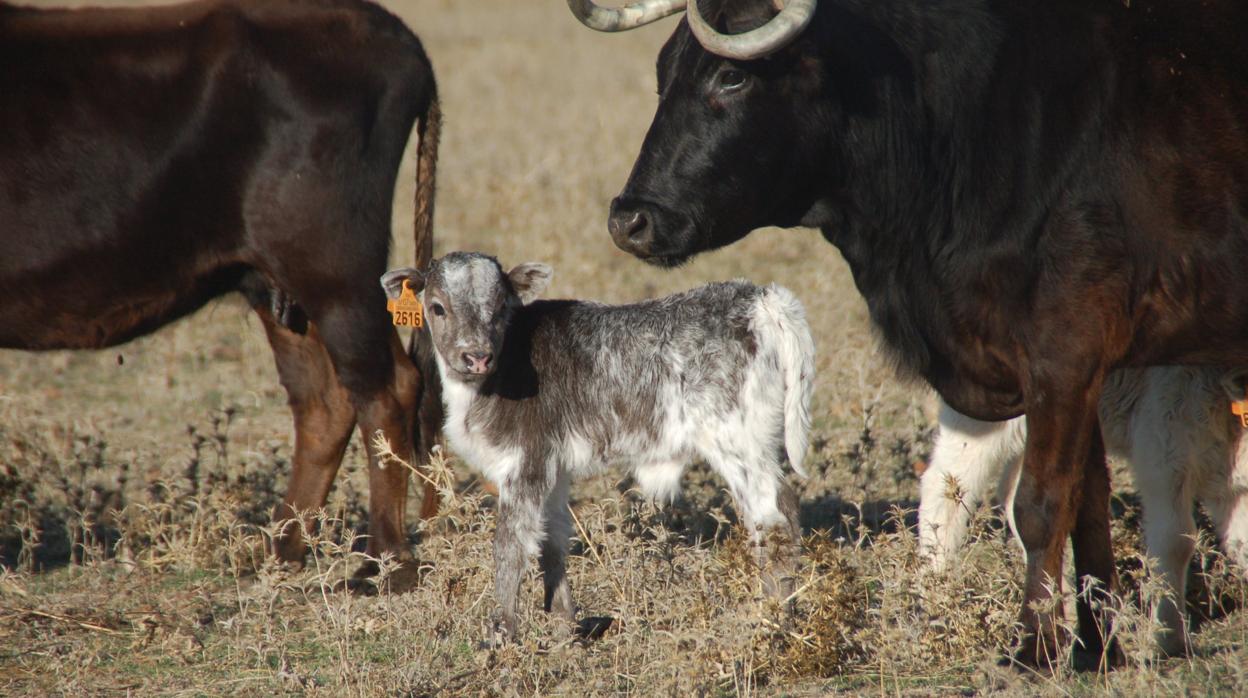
[812,0,1119,418]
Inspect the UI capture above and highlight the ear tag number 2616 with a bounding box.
[387,279,423,328]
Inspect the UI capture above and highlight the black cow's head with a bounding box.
[619,3,834,265]
[571,0,917,267]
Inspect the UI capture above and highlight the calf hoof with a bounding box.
[479,613,518,649]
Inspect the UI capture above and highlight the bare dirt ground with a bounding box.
[2,1,1246,695]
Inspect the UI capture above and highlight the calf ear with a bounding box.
[507,263,553,305]
[380,267,424,299]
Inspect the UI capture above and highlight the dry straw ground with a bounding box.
[2,1,1246,695]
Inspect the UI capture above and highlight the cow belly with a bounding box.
[0,263,246,350]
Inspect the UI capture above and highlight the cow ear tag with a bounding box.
[1233,399,1248,429]
[387,279,423,328]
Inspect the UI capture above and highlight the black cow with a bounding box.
[1,0,442,587]
[571,0,1248,669]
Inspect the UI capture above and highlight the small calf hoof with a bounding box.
[479,613,517,649]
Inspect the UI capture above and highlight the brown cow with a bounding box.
[0,0,441,587]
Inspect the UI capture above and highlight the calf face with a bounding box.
[381,253,552,381]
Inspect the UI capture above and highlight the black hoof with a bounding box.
[575,616,614,643]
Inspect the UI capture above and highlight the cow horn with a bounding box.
[686,0,816,60]
[566,0,687,32]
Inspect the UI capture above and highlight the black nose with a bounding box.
[462,351,493,374]
[608,202,654,254]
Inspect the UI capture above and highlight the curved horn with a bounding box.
[567,0,687,32]
[686,0,816,60]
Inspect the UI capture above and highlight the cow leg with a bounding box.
[919,401,1027,569]
[309,302,425,590]
[491,480,546,645]
[415,357,444,521]
[540,471,576,624]
[257,311,357,566]
[1070,426,1124,670]
[1011,378,1105,669]
[355,332,425,587]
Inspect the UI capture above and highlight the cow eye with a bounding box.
[716,68,749,93]
[430,302,445,317]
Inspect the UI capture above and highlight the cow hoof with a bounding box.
[268,539,308,570]
[339,557,424,595]
[1002,633,1062,673]
[575,616,614,643]
[1072,641,1124,673]
[383,560,425,593]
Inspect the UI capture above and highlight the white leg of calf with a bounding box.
[996,453,1025,556]
[1138,480,1196,657]
[919,400,1027,570]
[491,482,546,643]
[1208,491,1248,575]
[539,470,576,623]
[1130,411,1197,657]
[1210,428,1248,572]
[707,449,798,599]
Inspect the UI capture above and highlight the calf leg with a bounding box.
[540,471,576,623]
[257,311,357,566]
[1070,428,1123,670]
[1133,419,1197,657]
[492,480,546,643]
[1206,491,1248,577]
[1139,478,1196,657]
[1012,379,1105,669]
[708,452,801,600]
[919,401,1027,569]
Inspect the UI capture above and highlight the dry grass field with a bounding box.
[2,1,1247,694]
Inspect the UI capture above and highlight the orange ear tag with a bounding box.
[386,279,423,328]
[1232,399,1248,429]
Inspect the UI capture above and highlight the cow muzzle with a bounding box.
[608,198,692,267]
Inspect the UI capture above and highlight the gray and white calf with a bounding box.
[920,367,1248,656]
[382,252,814,640]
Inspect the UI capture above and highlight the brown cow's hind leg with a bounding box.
[325,320,426,593]
[1071,428,1124,671]
[258,311,357,567]
[1011,379,1104,670]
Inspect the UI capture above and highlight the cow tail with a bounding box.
[411,86,444,463]
[413,90,440,272]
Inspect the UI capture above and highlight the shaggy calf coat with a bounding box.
[920,366,1248,656]
[382,252,814,640]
